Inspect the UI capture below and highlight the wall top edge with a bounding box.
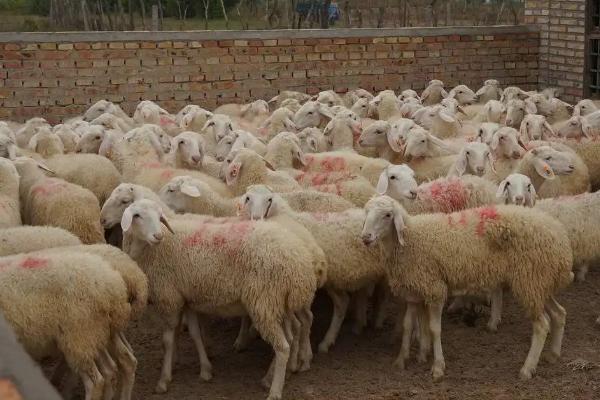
[0,25,538,43]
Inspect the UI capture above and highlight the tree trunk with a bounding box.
[117,0,126,30]
[496,0,506,24]
[219,0,229,28]
[81,0,90,30]
[320,0,331,28]
[139,0,146,30]
[128,0,134,30]
[203,0,209,30]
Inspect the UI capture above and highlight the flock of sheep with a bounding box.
[0,78,599,400]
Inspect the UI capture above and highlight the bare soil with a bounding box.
[128,268,600,400]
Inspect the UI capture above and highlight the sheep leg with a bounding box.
[428,302,446,382]
[255,320,290,400]
[352,287,369,335]
[575,263,589,282]
[446,296,464,314]
[234,316,254,352]
[296,307,314,372]
[156,313,181,393]
[283,315,300,373]
[184,311,213,381]
[390,300,407,343]
[81,362,105,400]
[109,333,138,400]
[416,302,431,363]
[373,281,390,329]
[393,301,417,369]
[318,288,350,353]
[51,359,79,400]
[544,297,566,363]
[96,349,117,400]
[487,287,503,332]
[519,312,550,380]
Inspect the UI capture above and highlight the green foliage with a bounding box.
[0,0,27,11]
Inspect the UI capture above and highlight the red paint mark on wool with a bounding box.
[423,178,468,213]
[302,154,315,171]
[159,116,176,127]
[320,157,346,172]
[20,257,48,270]
[31,180,67,197]
[475,206,499,236]
[160,169,175,180]
[311,173,329,186]
[143,162,162,169]
[183,220,255,253]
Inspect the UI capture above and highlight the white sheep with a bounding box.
[74,125,115,155]
[239,187,385,352]
[52,124,80,153]
[199,114,235,155]
[83,99,134,126]
[297,127,328,154]
[483,127,525,184]
[573,99,598,117]
[169,131,206,169]
[0,133,18,160]
[217,130,266,162]
[133,100,180,135]
[294,101,335,130]
[0,158,21,228]
[315,90,345,107]
[475,79,502,103]
[90,113,133,133]
[475,122,501,145]
[421,80,447,106]
[257,107,298,141]
[398,89,420,102]
[446,142,495,177]
[28,126,65,157]
[14,157,105,244]
[361,195,572,381]
[121,199,317,399]
[268,90,312,108]
[527,93,573,124]
[556,112,600,139]
[179,106,214,133]
[519,114,556,143]
[498,173,600,282]
[322,111,363,151]
[15,117,50,148]
[447,84,477,105]
[500,86,529,103]
[357,119,412,162]
[0,251,132,400]
[505,99,536,128]
[0,226,81,256]
[214,99,270,120]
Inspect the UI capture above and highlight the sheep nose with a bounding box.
[153,232,164,241]
[361,233,374,245]
[409,190,417,199]
[216,156,224,162]
[476,167,485,174]
[514,195,524,205]
[358,139,364,145]
[192,155,202,163]
[512,151,521,159]
[100,217,107,226]
[506,119,513,126]
[76,149,82,153]
[568,164,575,171]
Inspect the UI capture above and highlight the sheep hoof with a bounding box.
[261,377,271,390]
[392,357,406,370]
[266,394,282,400]
[417,353,428,364]
[544,352,560,364]
[233,340,248,353]
[155,381,169,394]
[575,272,587,282]
[200,370,213,382]
[486,321,499,333]
[596,316,600,326]
[431,361,445,382]
[519,368,534,381]
[317,342,331,354]
[299,360,311,372]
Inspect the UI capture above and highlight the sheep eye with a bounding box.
[267,197,273,203]
[390,176,396,180]
[307,111,314,115]
[545,156,552,161]
[581,106,586,109]
[478,129,483,135]
[179,140,184,145]
[362,104,366,108]
[121,199,131,205]
[466,151,470,156]
[228,124,233,130]
[499,136,505,141]
[519,108,524,112]
[168,188,175,193]
[244,196,249,204]
[95,135,101,140]
[208,122,215,127]
[458,91,463,94]
[376,130,382,134]
[420,139,426,143]
[527,184,532,191]
[385,213,392,218]
[329,102,334,107]
[133,213,140,218]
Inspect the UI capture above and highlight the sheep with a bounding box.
[376,164,498,214]
[473,100,505,123]
[343,88,374,107]
[399,128,458,183]
[399,98,424,119]
[498,173,600,283]
[52,124,80,153]
[83,99,134,126]
[74,125,115,155]
[199,114,235,155]
[294,101,335,130]
[179,106,213,133]
[361,195,573,380]
[239,187,385,352]
[224,148,301,196]
[322,111,363,151]
[216,130,267,162]
[527,93,573,124]
[350,98,373,118]
[0,251,132,400]
[446,142,495,177]
[315,90,345,107]
[544,133,600,190]
[0,123,16,143]
[476,79,502,103]
[519,114,556,143]
[90,113,133,133]
[372,92,403,121]
[357,119,413,162]
[169,131,206,169]
[520,141,590,198]
[421,80,447,106]
[28,127,65,157]
[15,117,50,148]
[257,107,298,141]
[121,198,317,399]
[133,100,180,135]
[279,98,302,114]
[13,157,105,244]
[500,86,529,103]
[264,131,307,171]
[556,112,600,139]
[483,127,525,184]
[0,158,20,228]
[447,84,477,105]
[297,127,328,154]
[427,102,463,139]
[505,99,535,128]
[512,146,577,195]
[268,90,312,108]
[475,122,501,145]
[398,89,420,102]
[214,99,270,121]
[294,171,377,207]
[0,226,81,257]
[573,99,598,116]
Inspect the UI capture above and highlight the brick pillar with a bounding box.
[524,0,586,102]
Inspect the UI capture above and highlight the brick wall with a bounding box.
[524,0,586,102]
[0,27,538,123]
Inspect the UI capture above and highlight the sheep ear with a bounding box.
[7,145,17,160]
[28,136,38,152]
[262,157,276,171]
[533,158,555,180]
[240,104,250,116]
[317,103,335,119]
[386,130,403,153]
[36,161,55,175]
[581,118,594,139]
[181,183,201,197]
[306,137,318,152]
[268,95,279,105]
[440,88,449,99]
[475,86,486,97]
[392,203,406,246]
[455,148,468,176]
[519,119,529,143]
[121,206,134,232]
[525,99,537,114]
[142,108,152,120]
[376,170,389,194]
[439,109,456,123]
[428,133,451,151]
[160,214,175,234]
[525,184,537,207]
[496,179,508,200]
[543,120,556,138]
[284,118,298,132]
[99,134,114,157]
[457,105,468,116]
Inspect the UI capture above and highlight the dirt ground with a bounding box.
[127,268,600,400]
